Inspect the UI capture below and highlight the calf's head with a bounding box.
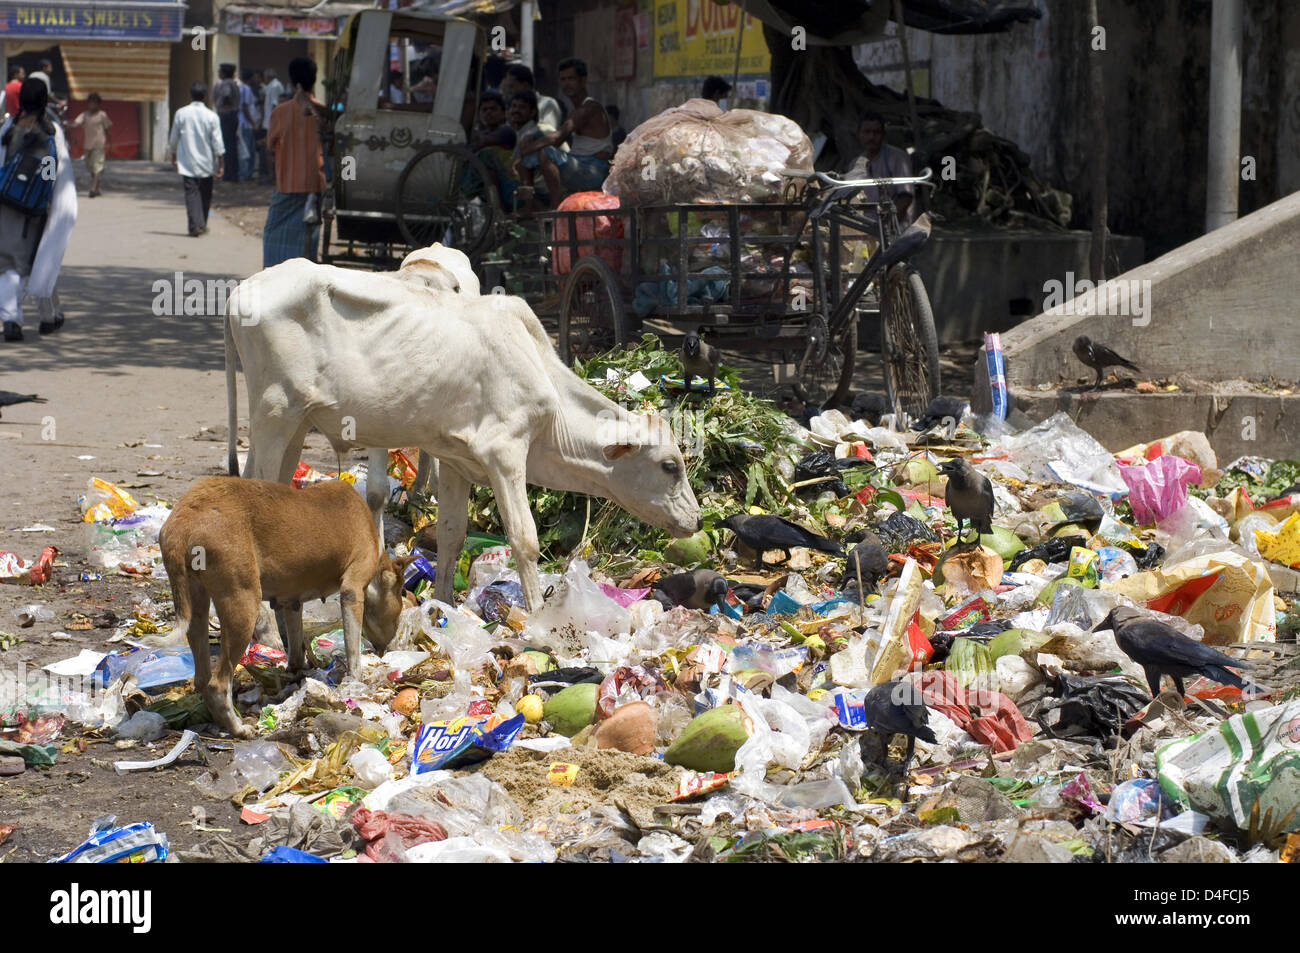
[600,413,702,537]
[362,553,416,655]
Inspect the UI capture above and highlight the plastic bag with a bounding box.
[524,560,630,652]
[1119,455,1202,524]
[1157,699,1300,833]
[79,478,139,523]
[993,412,1127,496]
[605,99,812,206]
[553,191,624,273]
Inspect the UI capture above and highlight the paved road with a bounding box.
[0,162,266,513]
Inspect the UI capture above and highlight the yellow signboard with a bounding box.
[654,0,769,80]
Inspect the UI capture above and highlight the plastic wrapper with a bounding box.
[51,815,169,864]
[1104,548,1276,644]
[78,478,139,523]
[1157,699,1300,833]
[916,670,1035,753]
[605,99,812,206]
[409,713,524,775]
[1255,512,1300,568]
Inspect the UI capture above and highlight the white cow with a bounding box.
[224,255,701,610]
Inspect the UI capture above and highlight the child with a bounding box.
[70,93,111,196]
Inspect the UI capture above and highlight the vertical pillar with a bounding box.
[1206,0,1243,231]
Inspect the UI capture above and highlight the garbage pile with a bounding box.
[604,99,814,207]
[11,343,1300,864]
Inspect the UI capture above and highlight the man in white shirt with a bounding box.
[166,82,226,237]
[501,64,561,133]
[845,111,914,223]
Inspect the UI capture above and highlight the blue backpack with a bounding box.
[0,132,56,217]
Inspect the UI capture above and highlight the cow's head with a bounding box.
[398,243,481,296]
[363,553,417,655]
[600,412,702,537]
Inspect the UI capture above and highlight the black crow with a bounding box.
[1094,607,1260,698]
[937,457,994,543]
[862,680,937,774]
[1073,335,1139,391]
[850,391,888,427]
[680,330,720,395]
[717,513,842,566]
[840,531,889,592]
[0,391,47,418]
[912,394,968,433]
[877,213,932,270]
[653,568,729,612]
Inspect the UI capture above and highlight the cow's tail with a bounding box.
[224,302,240,476]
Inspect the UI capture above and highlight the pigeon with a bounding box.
[937,457,995,542]
[1094,607,1261,698]
[862,680,937,774]
[717,513,843,567]
[1073,335,1139,390]
[680,330,720,395]
[840,532,889,592]
[653,568,729,612]
[850,391,888,427]
[0,391,47,418]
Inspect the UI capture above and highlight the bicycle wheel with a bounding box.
[558,256,631,366]
[395,144,499,260]
[797,313,857,408]
[881,265,940,420]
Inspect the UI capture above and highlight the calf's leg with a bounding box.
[483,456,543,610]
[208,589,259,739]
[339,574,369,677]
[434,464,470,605]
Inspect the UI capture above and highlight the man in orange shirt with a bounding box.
[4,66,24,120]
[263,57,327,266]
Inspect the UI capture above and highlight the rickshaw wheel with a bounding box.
[881,265,941,420]
[558,256,629,366]
[797,314,857,409]
[395,144,500,261]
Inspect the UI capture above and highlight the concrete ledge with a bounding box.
[1007,388,1300,461]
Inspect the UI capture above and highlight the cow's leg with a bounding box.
[483,457,543,610]
[434,463,470,605]
[245,410,307,484]
[366,447,389,553]
[413,450,438,498]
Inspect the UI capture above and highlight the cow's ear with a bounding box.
[603,443,638,461]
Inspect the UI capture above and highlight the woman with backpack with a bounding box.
[0,78,77,342]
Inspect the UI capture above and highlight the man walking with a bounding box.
[238,68,259,181]
[264,57,326,266]
[259,67,283,183]
[213,63,240,183]
[166,82,225,237]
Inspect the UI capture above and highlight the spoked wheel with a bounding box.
[558,256,630,366]
[395,144,500,260]
[881,265,940,420]
[796,313,857,408]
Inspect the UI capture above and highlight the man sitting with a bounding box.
[844,110,914,224]
[514,58,612,201]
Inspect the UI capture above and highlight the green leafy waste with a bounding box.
[1196,459,1300,503]
[449,335,889,572]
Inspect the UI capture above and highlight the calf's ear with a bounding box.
[603,443,638,461]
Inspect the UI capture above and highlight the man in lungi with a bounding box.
[263,58,327,267]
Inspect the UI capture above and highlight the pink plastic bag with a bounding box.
[1119,454,1202,524]
[598,583,651,607]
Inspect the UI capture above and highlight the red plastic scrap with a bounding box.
[350,808,447,861]
[917,671,1035,753]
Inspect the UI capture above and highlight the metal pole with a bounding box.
[1087,0,1107,281]
[521,0,536,70]
[730,4,745,105]
[1206,0,1243,231]
[893,0,923,213]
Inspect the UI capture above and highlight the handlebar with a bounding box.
[781,167,935,189]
